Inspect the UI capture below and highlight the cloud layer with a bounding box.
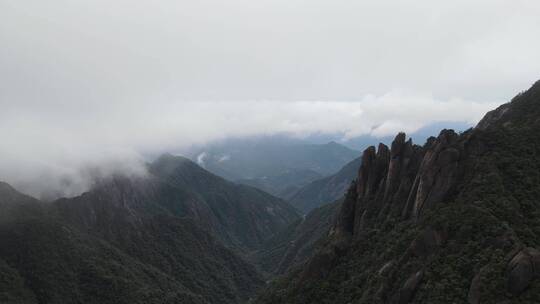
[1,0,539,198]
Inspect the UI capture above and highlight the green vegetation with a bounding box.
[289,157,361,213]
[0,155,300,304]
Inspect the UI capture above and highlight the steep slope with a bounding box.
[0,179,263,304]
[256,81,540,304]
[0,154,301,304]
[254,200,342,276]
[0,217,206,304]
[288,157,361,213]
[0,181,43,221]
[148,154,300,249]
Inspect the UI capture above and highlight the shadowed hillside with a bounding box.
[288,157,361,213]
[0,156,301,304]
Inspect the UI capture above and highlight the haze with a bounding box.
[1,0,539,198]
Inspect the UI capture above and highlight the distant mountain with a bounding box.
[237,168,323,199]
[186,137,359,197]
[0,155,300,304]
[288,157,361,213]
[256,81,540,303]
[290,122,472,153]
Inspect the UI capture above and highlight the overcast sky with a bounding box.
[1,0,539,198]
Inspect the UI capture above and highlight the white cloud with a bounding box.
[196,152,208,167]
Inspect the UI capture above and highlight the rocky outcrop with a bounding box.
[308,130,464,292]
[467,266,487,304]
[325,130,465,301]
[334,129,465,239]
[408,130,463,219]
[395,270,424,304]
[476,103,511,131]
[506,247,540,295]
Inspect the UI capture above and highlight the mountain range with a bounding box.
[2,82,540,303]
[0,155,299,304]
[185,138,360,198]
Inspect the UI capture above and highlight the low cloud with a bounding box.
[0,92,500,199]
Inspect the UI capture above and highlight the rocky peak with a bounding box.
[407,129,463,219]
[335,128,466,238]
[356,143,389,199]
[475,103,511,131]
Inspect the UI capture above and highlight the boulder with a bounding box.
[506,247,540,295]
[396,270,423,304]
[377,260,395,276]
[468,266,488,304]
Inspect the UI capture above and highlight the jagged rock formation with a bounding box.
[334,128,462,239]
[256,81,540,304]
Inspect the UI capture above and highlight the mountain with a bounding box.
[255,82,540,304]
[0,155,300,304]
[1,183,263,304]
[288,157,361,213]
[186,137,359,197]
[147,154,300,249]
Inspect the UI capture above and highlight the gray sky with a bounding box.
[1,0,539,198]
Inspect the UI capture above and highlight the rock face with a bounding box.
[334,129,464,239]
[506,248,540,295]
[396,270,424,304]
[476,103,511,131]
[467,266,486,304]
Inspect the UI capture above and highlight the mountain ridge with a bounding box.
[0,154,301,304]
[255,81,540,303]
